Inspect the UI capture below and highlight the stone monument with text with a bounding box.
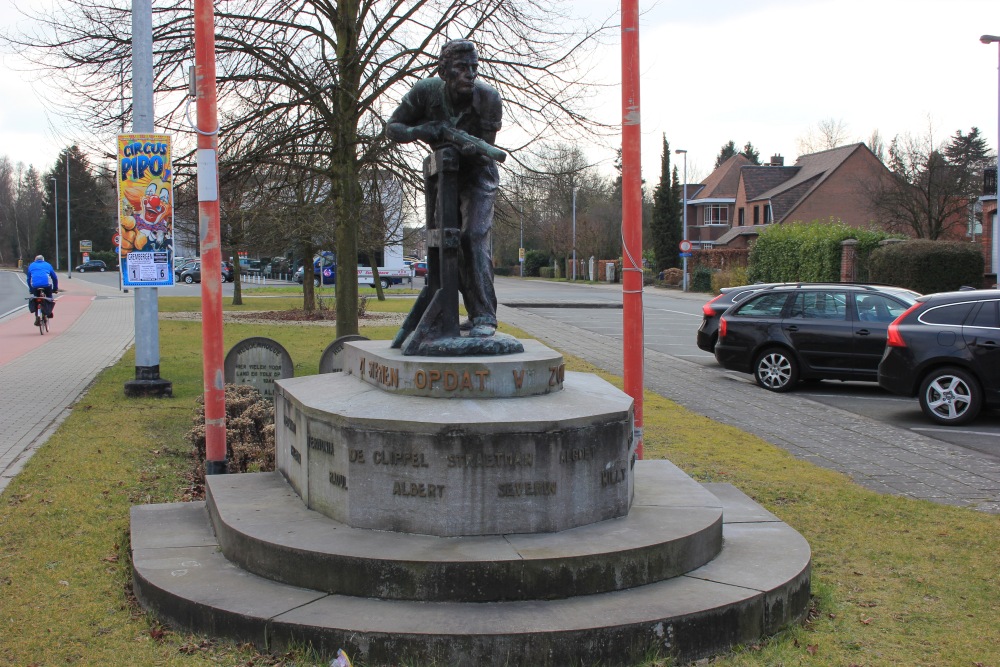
[129,39,810,667]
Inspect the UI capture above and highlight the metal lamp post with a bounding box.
[65,155,71,278]
[50,177,59,271]
[982,35,1000,273]
[675,149,688,291]
[572,186,578,280]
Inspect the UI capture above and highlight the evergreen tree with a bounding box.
[742,142,762,165]
[651,135,681,272]
[715,140,737,168]
[38,146,116,266]
[667,164,683,268]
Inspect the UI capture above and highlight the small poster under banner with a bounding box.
[117,133,174,286]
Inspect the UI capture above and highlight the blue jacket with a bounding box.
[27,259,58,292]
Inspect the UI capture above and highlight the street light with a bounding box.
[65,154,72,279]
[50,177,60,271]
[675,149,688,291]
[572,186,579,281]
[982,35,999,274]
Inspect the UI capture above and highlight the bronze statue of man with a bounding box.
[386,39,502,338]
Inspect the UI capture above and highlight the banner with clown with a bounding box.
[117,133,174,286]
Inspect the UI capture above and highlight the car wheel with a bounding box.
[919,367,981,425]
[753,347,799,392]
[100,267,106,272]
[380,278,390,289]
[78,268,84,273]
[313,278,320,287]
[184,275,194,284]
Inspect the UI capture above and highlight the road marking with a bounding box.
[912,427,1000,438]
[645,308,702,318]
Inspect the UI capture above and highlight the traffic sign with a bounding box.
[679,252,692,258]
[678,240,692,253]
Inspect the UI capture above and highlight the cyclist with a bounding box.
[27,254,59,324]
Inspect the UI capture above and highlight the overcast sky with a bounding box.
[1,0,998,186]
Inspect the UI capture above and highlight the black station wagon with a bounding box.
[715,283,919,392]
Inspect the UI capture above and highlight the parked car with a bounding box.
[697,283,788,352]
[75,260,108,273]
[413,261,428,278]
[294,255,337,287]
[174,258,198,277]
[179,261,233,284]
[715,283,920,392]
[878,289,1000,425]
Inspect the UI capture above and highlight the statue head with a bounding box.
[438,40,478,98]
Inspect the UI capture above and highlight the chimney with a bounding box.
[769,154,784,167]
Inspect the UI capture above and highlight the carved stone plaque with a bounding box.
[224,337,294,401]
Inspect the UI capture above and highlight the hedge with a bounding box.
[868,240,985,294]
[747,219,902,283]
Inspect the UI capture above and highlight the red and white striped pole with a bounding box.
[193,0,227,473]
[621,0,644,458]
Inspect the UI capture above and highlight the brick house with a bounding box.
[685,143,893,249]
[682,153,751,248]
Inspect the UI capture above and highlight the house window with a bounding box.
[705,205,729,225]
[763,204,772,223]
[753,206,760,225]
[738,208,745,226]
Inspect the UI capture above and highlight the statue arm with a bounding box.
[386,83,441,145]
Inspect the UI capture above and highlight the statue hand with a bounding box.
[409,122,442,144]
[458,141,477,157]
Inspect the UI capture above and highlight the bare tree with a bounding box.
[797,118,853,155]
[6,0,612,336]
[865,125,994,240]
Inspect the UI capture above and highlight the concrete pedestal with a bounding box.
[130,337,811,664]
[275,357,634,536]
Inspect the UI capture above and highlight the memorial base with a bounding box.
[129,338,811,664]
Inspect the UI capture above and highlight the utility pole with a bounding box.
[194,0,227,474]
[621,0,644,459]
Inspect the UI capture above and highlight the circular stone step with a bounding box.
[129,470,811,666]
[204,461,722,602]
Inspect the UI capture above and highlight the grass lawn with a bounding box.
[0,299,998,666]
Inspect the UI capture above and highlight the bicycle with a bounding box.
[27,288,56,335]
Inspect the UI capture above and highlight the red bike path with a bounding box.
[0,283,98,367]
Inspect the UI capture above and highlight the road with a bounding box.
[493,278,1000,463]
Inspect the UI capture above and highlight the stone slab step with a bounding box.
[202,461,723,601]
[131,475,810,666]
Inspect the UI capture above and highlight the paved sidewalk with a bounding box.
[499,296,1000,513]
[0,277,134,494]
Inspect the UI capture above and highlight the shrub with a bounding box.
[691,266,713,292]
[523,250,548,277]
[186,384,275,495]
[539,267,553,279]
[494,266,511,277]
[711,265,749,293]
[869,240,985,294]
[660,267,683,286]
[642,268,655,285]
[89,250,119,267]
[748,219,902,283]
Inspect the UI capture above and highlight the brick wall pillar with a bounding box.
[840,239,858,282]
